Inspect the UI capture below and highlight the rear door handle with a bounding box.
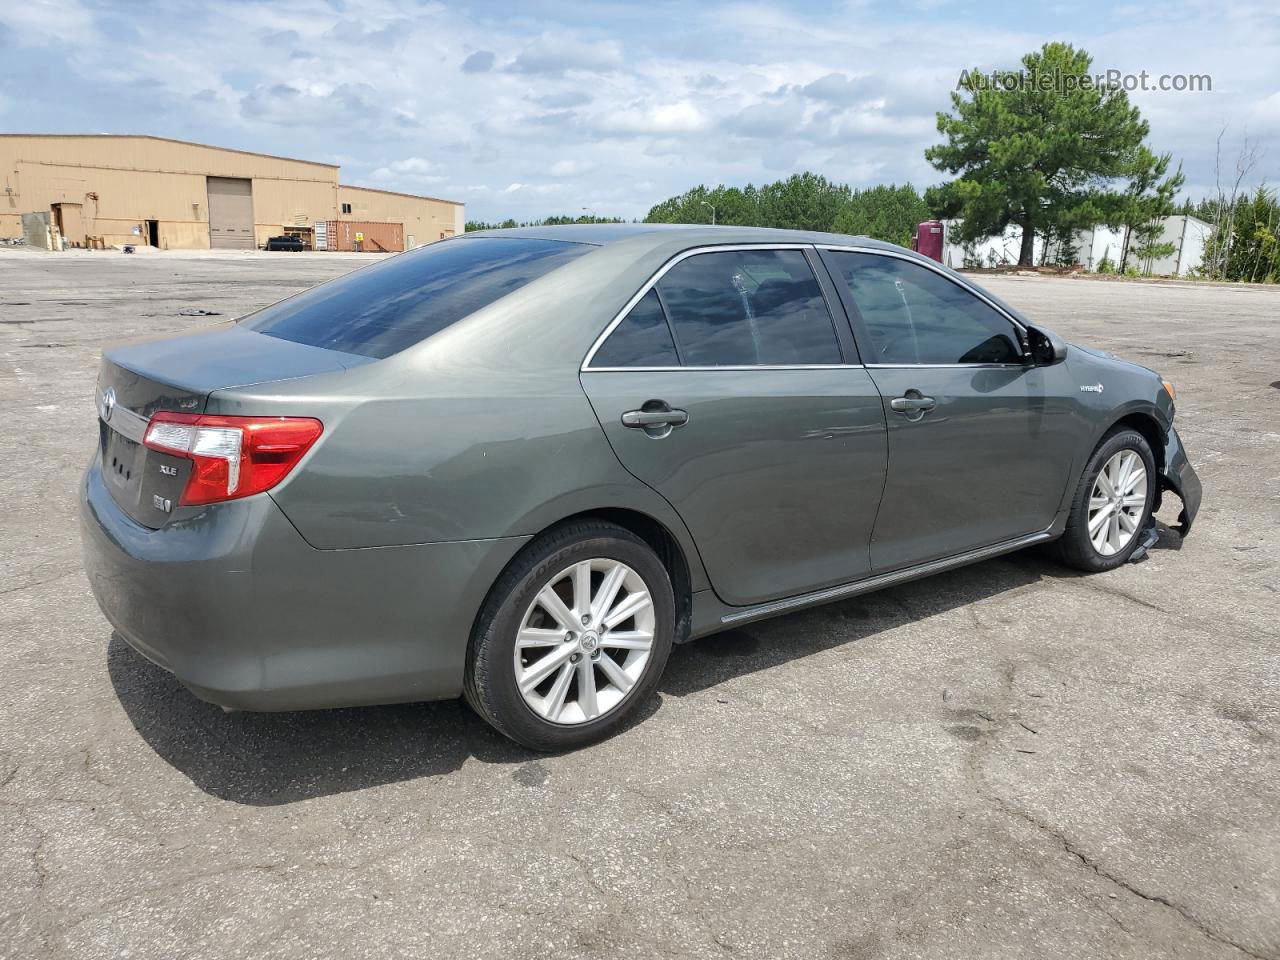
[621,409,689,428]
[621,402,689,438]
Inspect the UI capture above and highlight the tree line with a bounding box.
[643,177,929,247]
[465,214,626,231]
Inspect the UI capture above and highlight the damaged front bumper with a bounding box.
[1159,426,1202,535]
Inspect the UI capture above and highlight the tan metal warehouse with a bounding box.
[0,134,463,251]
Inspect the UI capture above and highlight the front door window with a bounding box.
[824,252,1022,365]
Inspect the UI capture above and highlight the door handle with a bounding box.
[889,396,936,413]
[621,409,689,428]
[890,391,936,421]
[621,401,688,438]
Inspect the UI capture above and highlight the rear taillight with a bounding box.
[144,413,323,506]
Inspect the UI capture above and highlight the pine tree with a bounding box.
[925,42,1151,266]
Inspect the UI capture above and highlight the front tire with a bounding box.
[464,521,675,751]
[1051,427,1156,572]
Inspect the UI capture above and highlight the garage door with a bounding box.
[207,177,254,249]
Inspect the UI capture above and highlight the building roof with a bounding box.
[3,134,463,206]
[0,133,340,169]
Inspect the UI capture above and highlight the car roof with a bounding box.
[456,224,1032,325]
[458,222,905,252]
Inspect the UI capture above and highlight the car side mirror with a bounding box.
[1026,325,1067,366]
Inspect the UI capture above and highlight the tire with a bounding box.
[464,520,675,751]
[1050,427,1156,572]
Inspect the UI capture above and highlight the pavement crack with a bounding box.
[1064,578,1280,643]
[0,568,82,598]
[662,845,733,955]
[956,661,1272,959]
[565,851,613,904]
[32,832,49,889]
[79,748,115,791]
[996,800,1273,960]
[1075,580,1165,613]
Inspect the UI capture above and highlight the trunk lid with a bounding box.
[95,325,368,528]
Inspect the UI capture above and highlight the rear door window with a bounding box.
[655,249,842,366]
[242,237,591,359]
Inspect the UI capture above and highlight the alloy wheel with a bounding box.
[1088,449,1148,557]
[513,558,655,725]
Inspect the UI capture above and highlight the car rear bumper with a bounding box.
[1161,426,1202,535]
[80,460,529,711]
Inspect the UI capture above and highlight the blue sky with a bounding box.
[1,0,1276,222]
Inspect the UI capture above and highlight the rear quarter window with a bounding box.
[242,237,591,359]
[590,289,680,368]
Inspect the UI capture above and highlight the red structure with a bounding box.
[319,220,405,252]
[914,220,945,262]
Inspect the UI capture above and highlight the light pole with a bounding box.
[700,201,716,225]
[581,206,597,221]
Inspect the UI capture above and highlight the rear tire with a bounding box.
[464,521,675,751]
[1050,428,1156,572]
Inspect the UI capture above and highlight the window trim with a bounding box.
[650,284,688,366]
[816,244,1030,369]
[582,243,855,372]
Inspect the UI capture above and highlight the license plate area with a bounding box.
[98,420,191,527]
[101,422,144,500]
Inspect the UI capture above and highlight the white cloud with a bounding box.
[370,157,445,184]
[0,0,96,46]
[240,82,393,129]
[549,159,596,176]
[651,102,708,133]
[596,101,709,136]
[506,32,624,76]
[503,182,563,195]
[1248,90,1280,134]
[387,157,433,174]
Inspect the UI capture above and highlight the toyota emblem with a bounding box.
[99,387,117,423]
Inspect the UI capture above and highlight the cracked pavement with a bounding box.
[1,249,1277,959]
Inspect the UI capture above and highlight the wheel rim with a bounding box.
[1088,449,1148,557]
[513,558,655,726]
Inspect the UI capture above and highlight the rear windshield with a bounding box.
[241,237,591,359]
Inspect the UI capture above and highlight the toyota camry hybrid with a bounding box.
[81,224,1202,750]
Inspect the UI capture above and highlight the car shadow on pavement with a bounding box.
[661,550,1061,698]
[109,548,1076,806]
[108,634,546,805]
